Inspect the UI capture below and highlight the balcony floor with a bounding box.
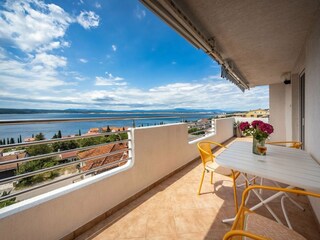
[76,138,320,240]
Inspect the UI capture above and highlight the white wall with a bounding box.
[234,117,268,124]
[269,14,320,223]
[269,84,287,141]
[305,14,320,223]
[291,73,300,141]
[0,118,234,240]
[285,84,293,140]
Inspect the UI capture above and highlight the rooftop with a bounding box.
[74,138,320,240]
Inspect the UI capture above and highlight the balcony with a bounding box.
[0,117,319,239]
[1,1,320,239]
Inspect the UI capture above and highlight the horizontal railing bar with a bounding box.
[0,116,187,125]
[0,130,130,150]
[0,158,131,202]
[0,139,129,166]
[188,128,214,135]
[0,148,130,185]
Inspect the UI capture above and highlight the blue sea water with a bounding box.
[0,112,215,141]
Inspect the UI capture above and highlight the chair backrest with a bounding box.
[197,141,226,165]
[266,141,302,149]
[197,142,214,165]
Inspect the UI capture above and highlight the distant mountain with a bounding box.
[0,108,229,114]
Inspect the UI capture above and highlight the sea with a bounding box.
[0,112,216,141]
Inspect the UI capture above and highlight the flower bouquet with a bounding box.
[239,120,274,155]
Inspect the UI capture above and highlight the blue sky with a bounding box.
[0,0,269,111]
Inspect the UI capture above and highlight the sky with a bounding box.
[0,0,269,111]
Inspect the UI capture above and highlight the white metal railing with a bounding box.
[0,114,215,206]
[187,118,216,141]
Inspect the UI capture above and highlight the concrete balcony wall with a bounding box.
[0,118,234,240]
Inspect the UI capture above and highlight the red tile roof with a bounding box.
[0,153,27,171]
[78,143,128,172]
[60,151,79,160]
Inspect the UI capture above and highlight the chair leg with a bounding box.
[232,170,239,214]
[259,178,264,194]
[210,171,213,184]
[198,169,206,195]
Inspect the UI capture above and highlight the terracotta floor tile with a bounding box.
[174,209,207,234]
[116,213,148,239]
[176,230,227,240]
[146,235,177,240]
[146,211,176,238]
[92,224,120,240]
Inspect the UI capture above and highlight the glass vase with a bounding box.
[253,137,267,155]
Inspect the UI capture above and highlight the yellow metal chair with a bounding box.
[197,141,241,213]
[266,141,302,149]
[223,185,320,240]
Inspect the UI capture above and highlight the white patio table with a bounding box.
[216,141,320,226]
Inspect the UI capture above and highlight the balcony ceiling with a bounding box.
[142,0,320,88]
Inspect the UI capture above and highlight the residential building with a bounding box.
[245,109,269,118]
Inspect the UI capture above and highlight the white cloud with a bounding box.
[171,61,176,65]
[0,46,70,93]
[95,72,126,86]
[135,6,146,20]
[79,58,88,63]
[0,0,72,52]
[95,2,101,8]
[31,53,67,68]
[0,0,100,54]
[0,71,269,110]
[112,44,117,52]
[77,11,100,29]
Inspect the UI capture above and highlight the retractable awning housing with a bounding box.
[141,0,319,90]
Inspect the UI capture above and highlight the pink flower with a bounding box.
[239,121,250,131]
[263,123,274,134]
[239,120,274,138]
[251,120,264,128]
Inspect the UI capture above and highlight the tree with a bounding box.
[57,130,62,138]
[7,138,9,145]
[0,191,16,209]
[17,143,57,188]
[17,137,20,143]
[52,133,57,139]
[32,134,34,138]
[10,138,15,144]
[35,133,45,141]
[106,125,111,132]
[78,129,81,136]
[122,127,125,131]
[19,135,22,143]
[52,140,79,152]
[3,138,5,145]
[0,140,3,145]
[26,143,52,156]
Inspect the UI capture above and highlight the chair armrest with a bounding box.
[223,230,269,240]
[207,141,227,149]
